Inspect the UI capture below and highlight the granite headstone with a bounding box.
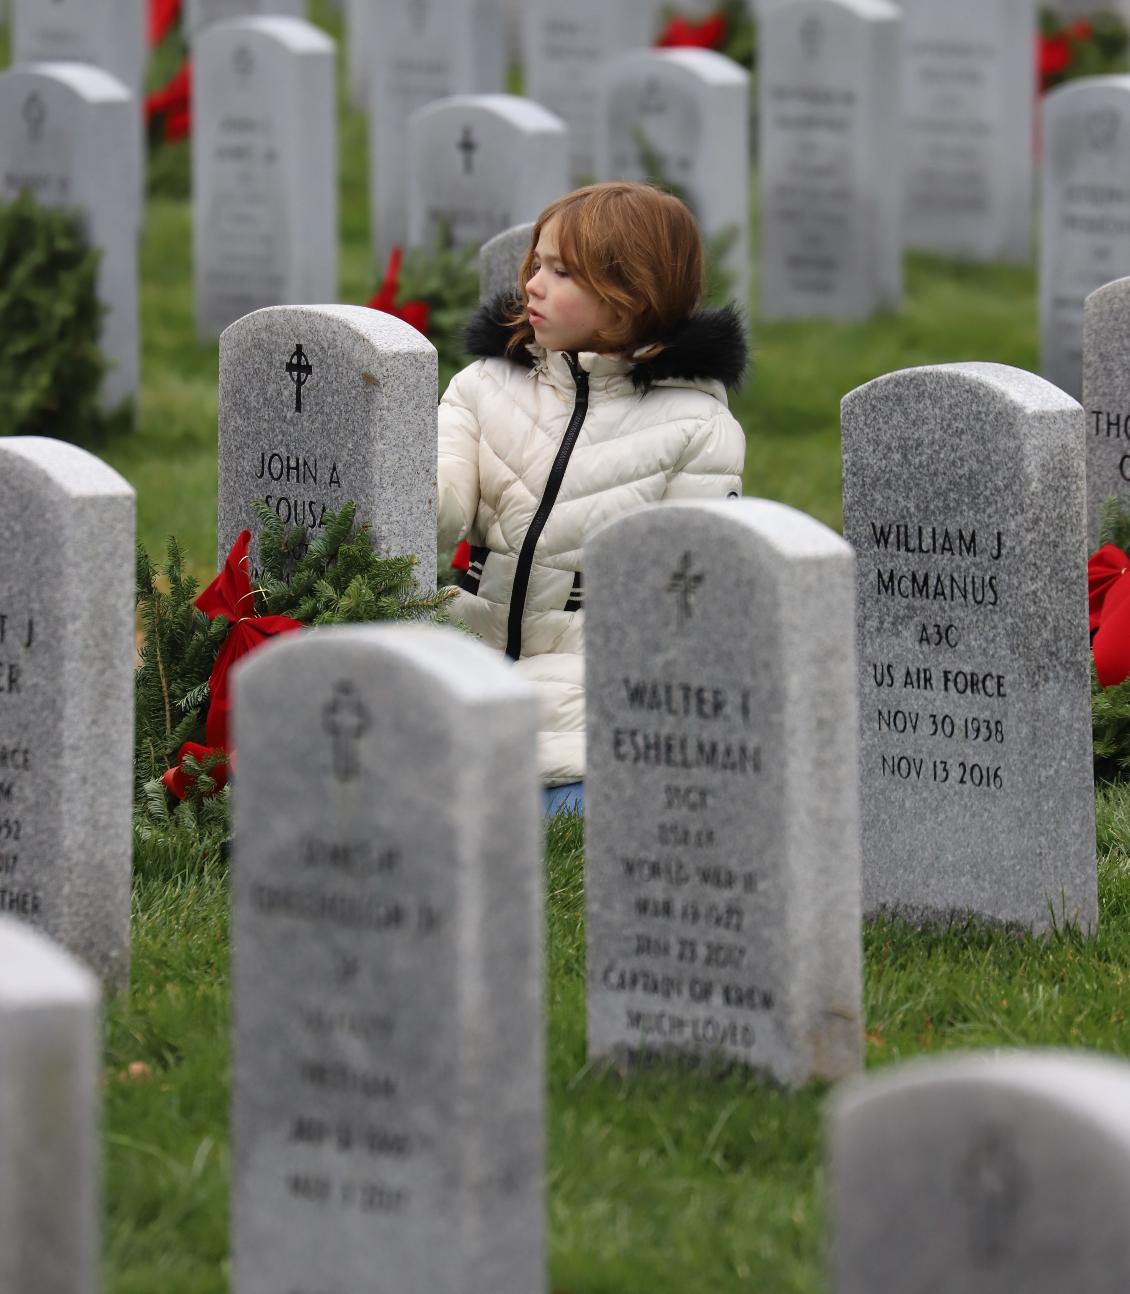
[0,919,99,1294]
[479,220,534,302]
[232,624,542,1294]
[1041,76,1130,399]
[184,0,304,32]
[367,0,506,265]
[408,95,567,252]
[585,499,863,1085]
[193,16,336,338]
[524,0,657,182]
[0,63,139,407]
[831,1051,1130,1293]
[0,439,135,986]
[759,0,902,319]
[218,304,438,588]
[899,0,1035,263]
[841,363,1096,932]
[1083,275,1130,543]
[599,47,750,312]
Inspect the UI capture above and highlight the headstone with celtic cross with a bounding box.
[598,47,751,312]
[524,0,658,182]
[0,439,135,987]
[368,0,506,266]
[0,63,140,409]
[407,94,568,251]
[759,0,902,320]
[184,0,304,33]
[830,1051,1130,1293]
[193,16,335,339]
[898,0,1036,264]
[0,918,101,1293]
[584,499,863,1085]
[841,363,1095,932]
[218,304,438,588]
[1041,76,1130,399]
[479,220,534,303]
[231,624,543,1294]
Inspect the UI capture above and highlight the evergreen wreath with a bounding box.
[135,500,452,820]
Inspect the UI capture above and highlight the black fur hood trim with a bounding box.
[463,291,749,392]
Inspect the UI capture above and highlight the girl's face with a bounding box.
[525,219,619,354]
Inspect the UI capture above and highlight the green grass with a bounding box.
[93,7,1117,1287]
[110,798,1130,1294]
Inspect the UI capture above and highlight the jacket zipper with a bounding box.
[505,354,590,661]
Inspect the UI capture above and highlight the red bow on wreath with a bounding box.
[1089,544,1130,686]
[656,12,728,49]
[161,530,303,799]
[368,247,431,336]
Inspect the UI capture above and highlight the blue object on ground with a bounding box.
[544,781,584,817]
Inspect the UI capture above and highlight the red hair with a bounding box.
[507,182,704,357]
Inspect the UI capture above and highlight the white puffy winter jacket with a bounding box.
[438,295,748,785]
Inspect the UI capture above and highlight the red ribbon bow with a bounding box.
[368,247,431,336]
[148,0,181,47]
[160,741,229,801]
[195,530,304,751]
[656,12,728,49]
[1089,544,1130,687]
[146,58,191,142]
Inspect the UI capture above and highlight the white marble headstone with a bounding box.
[1040,76,1130,400]
[192,16,336,339]
[0,919,100,1294]
[218,305,438,589]
[0,63,139,408]
[408,95,567,251]
[185,0,305,32]
[232,624,543,1294]
[479,220,534,302]
[0,439,135,987]
[759,0,902,320]
[842,363,1096,932]
[831,1051,1130,1293]
[524,0,657,182]
[1083,275,1130,542]
[11,0,145,101]
[585,499,863,1085]
[599,47,750,312]
[367,0,506,265]
[899,0,1035,263]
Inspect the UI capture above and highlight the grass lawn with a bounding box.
[97,7,1123,1289]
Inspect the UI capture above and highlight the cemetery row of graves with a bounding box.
[10,1,1130,1291]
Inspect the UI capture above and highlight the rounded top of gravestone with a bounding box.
[221,304,437,360]
[833,1049,1130,1147]
[606,46,750,86]
[760,0,900,23]
[482,222,535,256]
[199,14,334,54]
[590,496,852,562]
[414,93,567,135]
[235,623,537,708]
[0,918,99,1010]
[9,61,132,103]
[1086,275,1130,314]
[1043,73,1130,109]
[843,362,1081,420]
[0,437,135,500]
